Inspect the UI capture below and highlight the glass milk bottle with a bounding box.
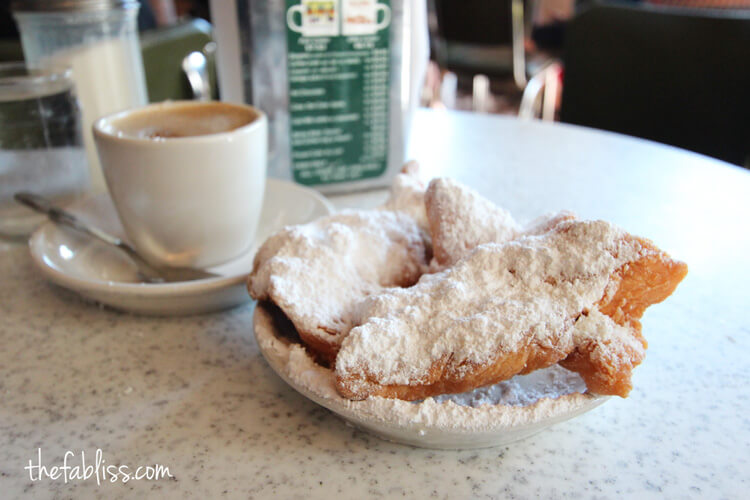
[13,0,148,193]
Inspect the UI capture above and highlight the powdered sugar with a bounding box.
[380,161,429,232]
[425,177,579,269]
[249,172,684,446]
[249,209,429,358]
[336,220,646,396]
[431,364,587,407]
[569,308,647,379]
[254,303,602,438]
[249,167,431,360]
[426,177,520,266]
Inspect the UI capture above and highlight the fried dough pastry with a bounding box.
[249,210,429,363]
[425,178,520,267]
[249,167,436,366]
[250,166,431,363]
[335,220,687,400]
[425,177,575,267]
[561,235,688,395]
[380,161,429,233]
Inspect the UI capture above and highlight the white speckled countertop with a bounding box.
[1,110,748,499]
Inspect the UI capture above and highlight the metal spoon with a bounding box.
[15,192,219,284]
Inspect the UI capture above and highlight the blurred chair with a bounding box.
[431,0,529,89]
[519,60,562,121]
[558,3,750,167]
[140,18,217,102]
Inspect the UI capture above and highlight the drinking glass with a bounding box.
[0,62,89,239]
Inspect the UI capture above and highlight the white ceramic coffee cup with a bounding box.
[93,101,267,269]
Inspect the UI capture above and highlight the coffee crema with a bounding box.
[105,102,258,140]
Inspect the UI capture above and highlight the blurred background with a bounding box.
[1,0,748,167]
[421,0,750,168]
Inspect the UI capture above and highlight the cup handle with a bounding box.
[287,4,305,33]
[375,4,391,31]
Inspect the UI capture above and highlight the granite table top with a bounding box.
[1,110,748,499]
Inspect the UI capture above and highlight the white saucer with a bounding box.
[253,303,608,450]
[28,179,334,316]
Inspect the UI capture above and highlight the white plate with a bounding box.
[28,179,333,316]
[254,303,608,450]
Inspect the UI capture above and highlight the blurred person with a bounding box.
[175,0,211,21]
[148,0,179,26]
[531,0,576,50]
[138,1,158,31]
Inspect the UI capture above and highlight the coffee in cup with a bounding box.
[93,101,267,269]
[103,101,258,139]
